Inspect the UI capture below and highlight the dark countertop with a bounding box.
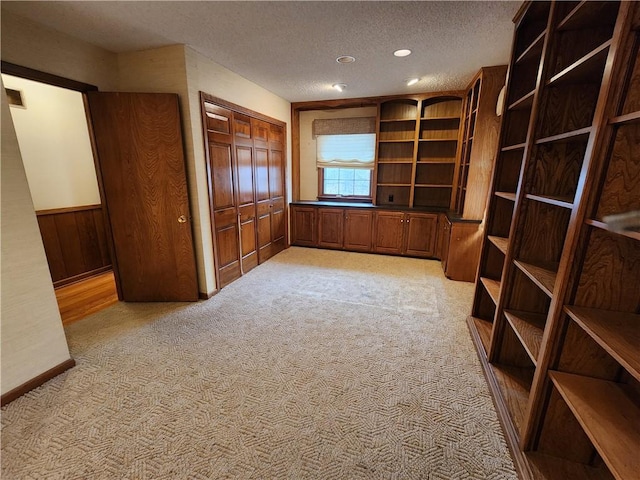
[290,200,482,223]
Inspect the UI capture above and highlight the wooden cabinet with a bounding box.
[372,211,405,254]
[343,210,373,251]
[291,206,316,247]
[372,211,437,257]
[404,213,437,257]
[318,208,344,249]
[441,220,482,282]
[201,95,287,290]
[290,204,438,259]
[375,95,464,210]
[467,2,639,478]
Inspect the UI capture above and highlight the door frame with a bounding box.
[1,61,123,299]
[199,92,289,290]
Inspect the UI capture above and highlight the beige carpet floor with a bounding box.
[1,247,517,479]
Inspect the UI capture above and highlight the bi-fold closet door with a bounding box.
[203,99,286,290]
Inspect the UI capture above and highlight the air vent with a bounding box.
[5,88,25,108]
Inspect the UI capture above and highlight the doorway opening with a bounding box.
[1,64,119,325]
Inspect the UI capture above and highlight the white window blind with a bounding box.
[316,133,376,169]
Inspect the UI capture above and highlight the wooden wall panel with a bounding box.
[36,205,112,286]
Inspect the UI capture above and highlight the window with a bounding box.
[316,132,375,200]
[320,167,373,198]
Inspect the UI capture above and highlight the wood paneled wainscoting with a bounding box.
[36,204,112,287]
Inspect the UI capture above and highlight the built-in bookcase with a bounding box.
[467,2,639,479]
[375,95,463,208]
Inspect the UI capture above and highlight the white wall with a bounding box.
[1,81,72,395]
[0,10,118,91]
[2,74,101,211]
[299,107,377,200]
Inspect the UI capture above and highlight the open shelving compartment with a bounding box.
[374,94,464,209]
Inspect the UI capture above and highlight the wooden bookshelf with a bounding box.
[467,2,639,478]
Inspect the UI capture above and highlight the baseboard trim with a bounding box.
[1,358,76,407]
[466,316,533,480]
[198,290,218,300]
[53,266,113,289]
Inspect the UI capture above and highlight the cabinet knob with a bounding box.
[178,215,188,223]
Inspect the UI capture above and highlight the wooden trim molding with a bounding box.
[198,290,218,300]
[200,92,286,128]
[1,358,76,407]
[1,61,98,92]
[36,204,102,216]
[54,265,112,289]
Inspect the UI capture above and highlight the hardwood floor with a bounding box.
[55,271,118,325]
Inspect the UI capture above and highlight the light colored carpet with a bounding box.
[1,247,517,479]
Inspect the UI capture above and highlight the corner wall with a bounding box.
[1,81,72,395]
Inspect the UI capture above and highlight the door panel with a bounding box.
[254,148,270,202]
[210,143,235,209]
[235,145,254,206]
[374,212,404,254]
[405,213,438,257]
[344,210,373,251]
[318,208,344,249]
[269,149,284,199]
[88,92,198,301]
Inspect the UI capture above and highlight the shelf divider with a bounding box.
[525,193,574,209]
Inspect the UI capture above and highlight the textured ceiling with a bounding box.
[2,1,520,102]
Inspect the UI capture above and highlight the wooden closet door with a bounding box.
[269,124,286,256]
[232,114,258,274]
[253,119,273,263]
[87,92,198,301]
[204,103,241,289]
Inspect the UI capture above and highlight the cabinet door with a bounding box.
[405,213,438,257]
[440,217,452,272]
[291,206,317,246]
[318,208,344,249]
[373,211,404,254]
[444,222,481,282]
[344,209,373,252]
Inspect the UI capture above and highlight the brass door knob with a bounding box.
[178,215,188,223]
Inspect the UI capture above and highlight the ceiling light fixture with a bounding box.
[393,49,412,57]
[332,83,347,92]
[336,55,356,64]
[407,78,420,86]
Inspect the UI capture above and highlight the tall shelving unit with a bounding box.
[467,1,639,479]
[375,95,463,208]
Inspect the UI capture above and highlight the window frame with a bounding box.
[317,167,374,203]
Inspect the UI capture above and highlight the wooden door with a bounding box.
[344,209,373,252]
[291,206,317,246]
[253,119,272,263]
[373,211,405,254]
[87,92,198,301]
[405,213,438,257]
[269,124,286,256]
[318,208,344,249]
[203,102,241,289]
[233,114,258,274]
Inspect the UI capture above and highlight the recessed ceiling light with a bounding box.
[336,55,356,64]
[394,49,412,57]
[407,78,419,86]
[332,83,347,92]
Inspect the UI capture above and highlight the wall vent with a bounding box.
[5,88,25,108]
